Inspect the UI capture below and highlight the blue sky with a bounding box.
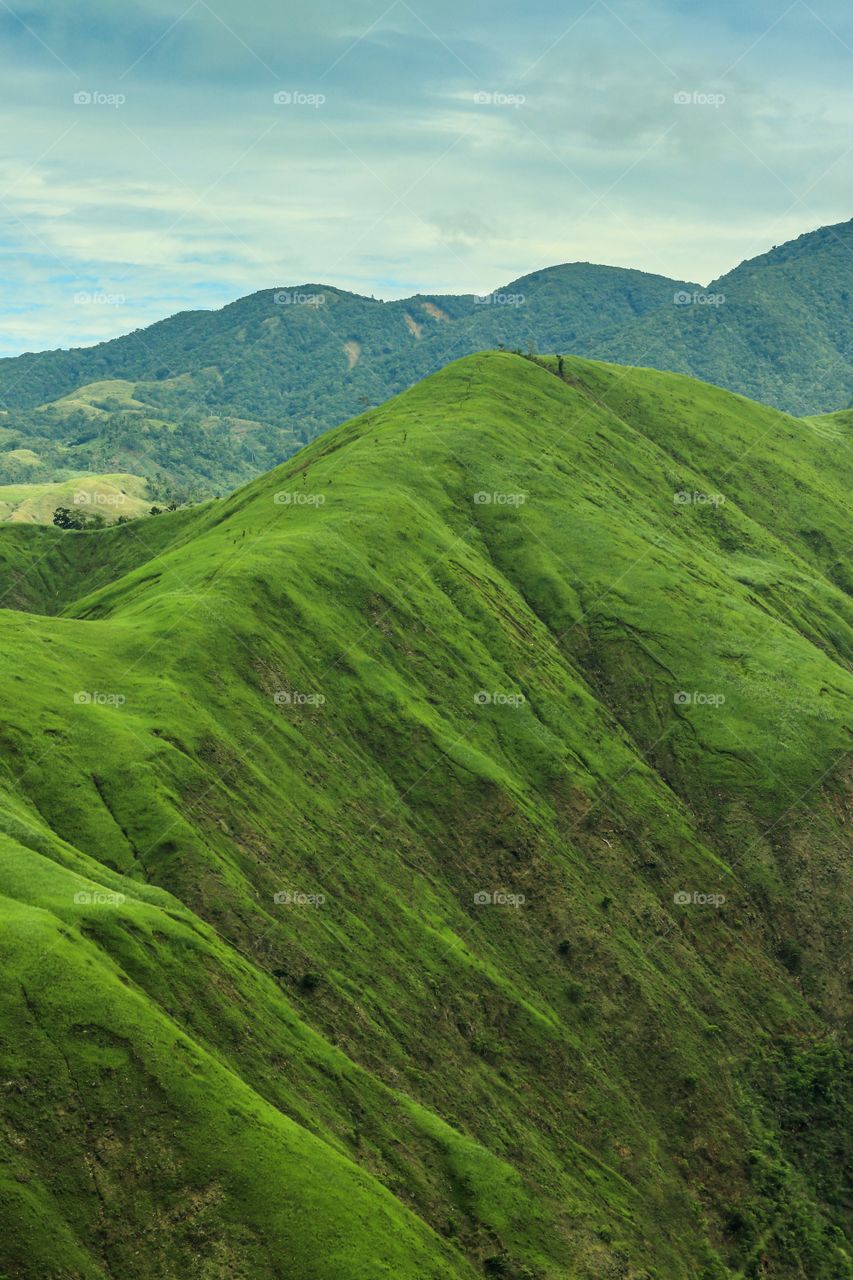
[0,0,851,354]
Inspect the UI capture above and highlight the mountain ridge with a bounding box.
[0,351,850,1278]
[0,216,851,503]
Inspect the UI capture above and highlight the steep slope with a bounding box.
[0,353,850,1279]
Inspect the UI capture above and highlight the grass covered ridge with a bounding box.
[0,352,850,1278]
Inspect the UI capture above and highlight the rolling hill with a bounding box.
[0,472,155,525]
[0,375,298,504]
[0,218,851,500]
[0,352,849,1278]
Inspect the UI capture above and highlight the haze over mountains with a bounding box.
[1,352,850,1278]
[1,218,852,503]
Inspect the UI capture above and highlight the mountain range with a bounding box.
[1,352,849,1278]
[1,218,852,504]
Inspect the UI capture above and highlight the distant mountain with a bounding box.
[0,218,851,498]
[1,353,849,1277]
[600,220,853,413]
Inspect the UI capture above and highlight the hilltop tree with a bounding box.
[52,506,85,530]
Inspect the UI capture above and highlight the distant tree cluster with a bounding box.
[52,506,108,530]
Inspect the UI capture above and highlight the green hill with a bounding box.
[0,472,154,524]
[0,374,298,504]
[0,352,850,1278]
[1,218,852,499]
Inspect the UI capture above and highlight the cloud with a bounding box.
[0,0,849,353]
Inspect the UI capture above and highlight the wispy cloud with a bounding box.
[0,0,850,354]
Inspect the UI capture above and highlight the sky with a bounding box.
[0,0,851,355]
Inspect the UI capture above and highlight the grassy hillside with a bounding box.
[0,353,850,1279]
[0,472,154,524]
[801,407,853,442]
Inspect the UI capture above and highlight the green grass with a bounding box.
[0,471,154,523]
[0,352,849,1278]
